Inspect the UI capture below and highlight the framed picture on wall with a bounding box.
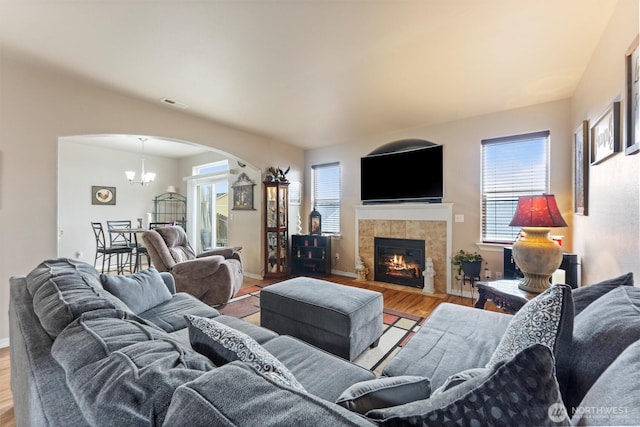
[625,35,639,155]
[590,101,620,165]
[231,172,256,210]
[288,181,301,205]
[91,186,116,205]
[574,120,589,215]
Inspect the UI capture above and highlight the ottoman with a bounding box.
[260,277,384,361]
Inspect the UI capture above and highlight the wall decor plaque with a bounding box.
[625,35,639,155]
[232,172,256,210]
[590,101,620,165]
[91,186,116,205]
[574,120,589,215]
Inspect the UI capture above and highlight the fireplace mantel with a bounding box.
[354,203,453,294]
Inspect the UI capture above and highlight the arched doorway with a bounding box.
[57,134,261,276]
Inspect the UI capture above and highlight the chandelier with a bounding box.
[125,137,156,185]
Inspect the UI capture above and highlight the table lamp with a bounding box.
[509,194,568,293]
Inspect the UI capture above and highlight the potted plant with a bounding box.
[452,249,484,280]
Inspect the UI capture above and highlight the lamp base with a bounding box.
[518,273,554,293]
[512,227,563,294]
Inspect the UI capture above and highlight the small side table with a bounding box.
[474,280,536,314]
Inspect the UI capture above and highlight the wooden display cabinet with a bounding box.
[264,180,289,277]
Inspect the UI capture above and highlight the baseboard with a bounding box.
[244,272,262,280]
[331,269,356,278]
[0,337,10,349]
[456,289,476,299]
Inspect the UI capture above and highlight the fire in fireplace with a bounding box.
[374,237,426,288]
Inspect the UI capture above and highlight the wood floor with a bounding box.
[0,347,13,427]
[0,274,489,426]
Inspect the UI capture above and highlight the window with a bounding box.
[311,162,341,234]
[193,160,229,176]
[189,160,230,251]
[481,131,550,243]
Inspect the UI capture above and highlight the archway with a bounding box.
[57,134,262,277]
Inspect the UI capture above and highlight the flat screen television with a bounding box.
[361,144,443,204]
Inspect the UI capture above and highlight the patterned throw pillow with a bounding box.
[486,284,573,369]
[336,376,431,414]
[185,315,306,392]
[365,344,569,426]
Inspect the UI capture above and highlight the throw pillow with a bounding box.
[53,308,211,376]
[185,315,306,392]
[32,272,129,339]
[569,339,640,426]
[430,367,490,396]
[486,284,573,369]
[26,258,101,296]
[336,376,431,414]
[572,272,634,316]
[366,344,569,426]
[100,268,173,314]
[564,285,640,412]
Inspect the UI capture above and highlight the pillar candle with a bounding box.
[552,269,566,285]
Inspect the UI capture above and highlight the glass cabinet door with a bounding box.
[264,180,289,277]
[267,186,277,228]
[278,186,287,227]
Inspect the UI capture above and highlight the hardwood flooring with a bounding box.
[0,274,494,426]
[0,347,14,427]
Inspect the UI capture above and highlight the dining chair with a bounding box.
[107,220,138,272]
[91,222,133,274]
[149,221,174,229]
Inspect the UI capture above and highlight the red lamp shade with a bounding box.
[509,194,567,228]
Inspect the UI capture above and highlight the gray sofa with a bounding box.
[10,258,375,426]
[380,272,640,426]
[9,258,640,426]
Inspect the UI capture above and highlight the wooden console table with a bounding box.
[474,280,536,314]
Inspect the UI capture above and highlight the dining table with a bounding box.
[108,227,150,273]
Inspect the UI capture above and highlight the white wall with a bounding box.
[0,51,305,345]
[305,99,574,286]
[570,0,640,283]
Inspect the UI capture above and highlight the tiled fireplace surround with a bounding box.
[355,204,452,294]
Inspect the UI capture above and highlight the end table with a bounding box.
[474,279,536,314]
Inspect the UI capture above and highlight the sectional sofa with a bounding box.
[8,257,640,426]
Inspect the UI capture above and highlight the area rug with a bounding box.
[215,283,425,375]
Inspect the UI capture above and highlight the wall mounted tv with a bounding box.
[361,142,443,204]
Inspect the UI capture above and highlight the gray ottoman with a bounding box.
[260,277,384,361]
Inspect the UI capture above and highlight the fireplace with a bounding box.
[374,237,425,288]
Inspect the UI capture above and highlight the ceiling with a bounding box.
[0,0,619,150]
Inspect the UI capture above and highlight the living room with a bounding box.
[0,0,638,356]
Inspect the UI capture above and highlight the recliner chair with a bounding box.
[142,226,243,305]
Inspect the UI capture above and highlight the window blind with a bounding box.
[481,131,550,243]
[312,162,341,234]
